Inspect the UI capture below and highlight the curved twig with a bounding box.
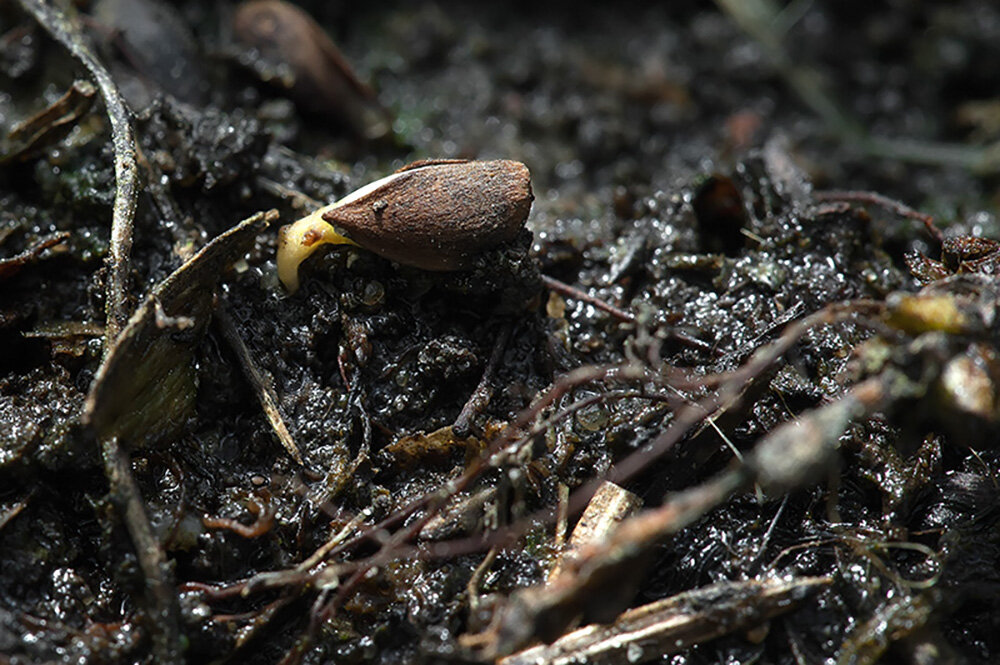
[18,0,139,348]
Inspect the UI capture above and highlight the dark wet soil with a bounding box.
[3,1,1000,664]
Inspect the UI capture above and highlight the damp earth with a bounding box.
[2,2,1000,664]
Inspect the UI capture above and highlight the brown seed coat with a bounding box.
[234,0,388,138]
[321,159,533,271]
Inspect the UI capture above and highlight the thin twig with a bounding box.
[541,274,635,323]
[18,0,139,347]
[752,494,788,570]
[814,189,941,243]
[864,135,1000,175]
[215,304,305,465]
[0,231,69,280]
[453,321,514,437]
[100,437,182,665]
[256,175,324,212]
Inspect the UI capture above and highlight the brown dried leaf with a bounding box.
[83,210,276,447]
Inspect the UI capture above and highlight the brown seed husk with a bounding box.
[322,159,533,271]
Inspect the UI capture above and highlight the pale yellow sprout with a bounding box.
[276,207,357,292]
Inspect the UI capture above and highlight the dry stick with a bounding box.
[501,576,832,665]
[215,305,305,465]
[18,0,139,348]
[100,438,182,665]
[541,274,635,323]
[547,481,643,583]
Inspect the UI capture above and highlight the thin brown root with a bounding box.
[541,274,635,323]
